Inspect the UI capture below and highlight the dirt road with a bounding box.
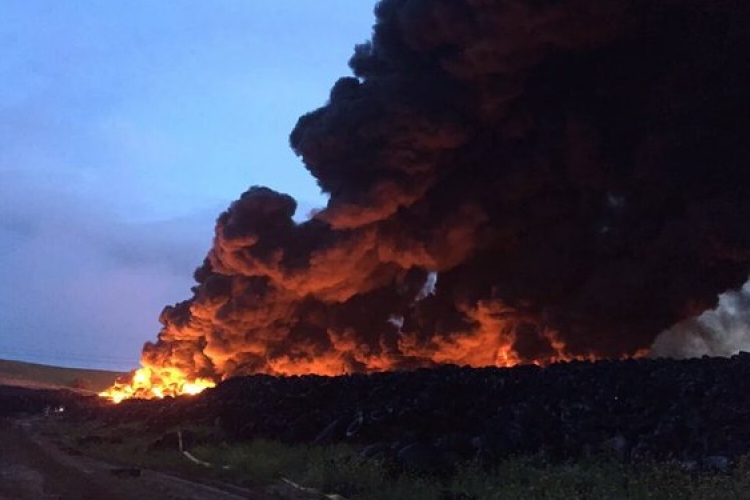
[0,418,270,500]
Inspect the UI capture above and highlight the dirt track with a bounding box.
[0,418,270,500]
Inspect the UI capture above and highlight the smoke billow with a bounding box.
[652,283,750,359]
[138,0,750,381]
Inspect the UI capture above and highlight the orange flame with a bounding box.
[100,299,648,404]
[99,366,216,403]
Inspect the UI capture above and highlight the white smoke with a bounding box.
[388,315,405,329]
[651,279,750,359]
[415,271,438,302]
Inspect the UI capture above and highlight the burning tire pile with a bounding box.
[87,355,750,473]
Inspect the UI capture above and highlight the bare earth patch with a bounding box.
[0,418,317,500]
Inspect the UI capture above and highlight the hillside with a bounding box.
[0,359,125,393]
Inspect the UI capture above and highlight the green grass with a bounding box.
[0,358,124,392]
[45,418,750,500]
[203,445,750,500]
[45,418,206,473]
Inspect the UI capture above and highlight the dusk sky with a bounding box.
[0,1,374,370]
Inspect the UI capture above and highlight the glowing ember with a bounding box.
[100,366,216,403]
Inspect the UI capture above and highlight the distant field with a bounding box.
[0,359,126,393]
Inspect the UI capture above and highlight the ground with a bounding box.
[0,417,282,500]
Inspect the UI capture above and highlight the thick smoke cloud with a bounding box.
[140,0,750,380]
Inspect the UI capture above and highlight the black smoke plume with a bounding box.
[139,0,750,381]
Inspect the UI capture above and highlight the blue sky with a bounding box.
[0,1,375,370]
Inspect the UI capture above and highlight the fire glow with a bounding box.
[102,0,750,402]
[100,313,607,404]
[100,367,215,403]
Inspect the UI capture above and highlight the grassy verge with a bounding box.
[42,417,750,500]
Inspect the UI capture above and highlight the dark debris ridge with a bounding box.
[12,355,748,473]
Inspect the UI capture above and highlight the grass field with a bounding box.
[45,417,750,500]
[0,358,125,393]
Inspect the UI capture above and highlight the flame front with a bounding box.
[100,366,216,403]
[100,300,620,404]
